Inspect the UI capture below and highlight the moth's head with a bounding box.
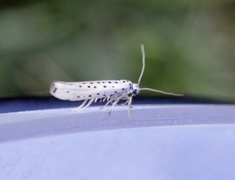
[132,83,140,95]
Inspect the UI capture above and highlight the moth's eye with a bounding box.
[133,89,138,95]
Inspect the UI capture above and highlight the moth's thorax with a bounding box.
[119,79,134,93]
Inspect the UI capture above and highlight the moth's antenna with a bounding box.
[137,44,145,85]
[137,44,183,97]
[139,88,183,96]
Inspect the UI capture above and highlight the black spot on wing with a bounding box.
[53,87,57,93]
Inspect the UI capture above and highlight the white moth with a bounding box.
[50,44,182,118]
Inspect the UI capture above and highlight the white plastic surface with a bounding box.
[0,104,235,180]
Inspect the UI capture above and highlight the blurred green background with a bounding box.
[0,0,235,101]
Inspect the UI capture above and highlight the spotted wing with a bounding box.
[50,80,132,101]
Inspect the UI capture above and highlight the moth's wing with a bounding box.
[50,81,100,101]
[50,80,132,101]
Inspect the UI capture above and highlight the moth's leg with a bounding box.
[102,97,108,102]
[121,99,129,106]
[100,99,113,109]
[100,94,118,109]
[108,94,126,115]
[108,99,121,115]
[127,96,133,119]
[73,99,88,111]
[81,99,95,110]
[120,97,133,109]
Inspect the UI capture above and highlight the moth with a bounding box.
[50,44,182,118]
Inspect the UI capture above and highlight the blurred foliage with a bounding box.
[0,0,235,101]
